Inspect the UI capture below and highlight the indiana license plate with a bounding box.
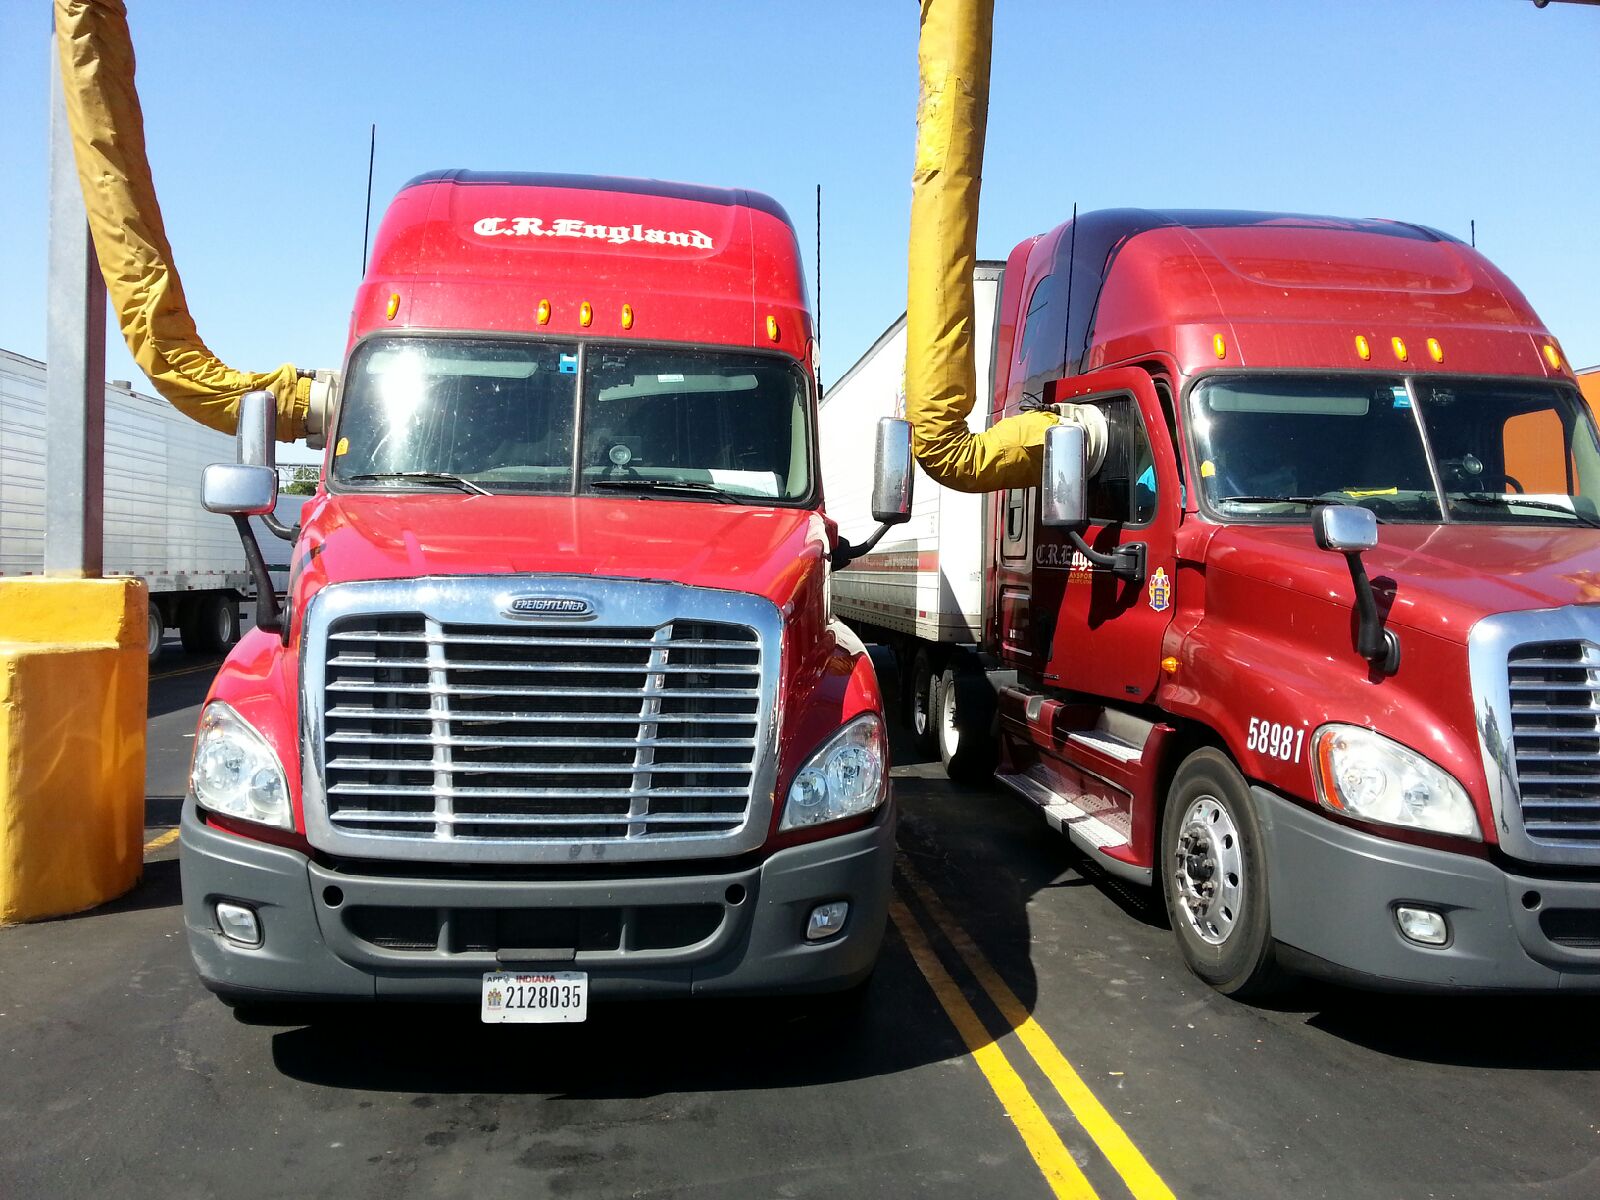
[480,971,588,1024]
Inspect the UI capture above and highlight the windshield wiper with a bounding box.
[346,471,491,496]
[589,478,740,504]
[1214,495,1337,508]
[1451,493,1600,530]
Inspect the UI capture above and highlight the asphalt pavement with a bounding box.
[3,646,1599,1199]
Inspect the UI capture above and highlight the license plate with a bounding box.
[481,971,588,1024]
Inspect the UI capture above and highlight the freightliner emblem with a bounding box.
[503,596,595,619]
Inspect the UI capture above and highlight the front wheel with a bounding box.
[1159,748,1282,999]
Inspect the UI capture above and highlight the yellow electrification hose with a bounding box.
[905,0,1056,493]
[54,0,309,441]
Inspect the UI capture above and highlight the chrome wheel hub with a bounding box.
[1172,794,1243,946]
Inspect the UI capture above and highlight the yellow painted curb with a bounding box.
[0,578,148,924]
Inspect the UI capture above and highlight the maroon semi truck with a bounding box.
[825,209,1600,996]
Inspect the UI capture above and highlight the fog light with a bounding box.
[806,901,849,941]
[1395,905,1448,946]
[216,902,262,947]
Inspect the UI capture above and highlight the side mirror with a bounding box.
[1040,421,1088,527]
[871,417,914,524]
[237,390,278,469]
[202,463,278,516]
[1313,504,1378,554]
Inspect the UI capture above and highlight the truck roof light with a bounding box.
[536,299,551,325]
[621,304,634,330]
[1427,337,1444,363]
[1354,334,1371,361]
[1543,342,1563,370]
[1391,336,1408,362]
[579,301,593,328]
[766,315,781,343]
[1161,656,1180,675]
[384,293,400,321]
[1212,333,1226,359]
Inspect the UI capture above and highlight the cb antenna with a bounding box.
[816,183,822,383]
[361,123,376,275]
[1470,219,1476,248]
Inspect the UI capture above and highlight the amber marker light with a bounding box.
[1212,333,1227,359]
[1427,337,1444,363]
[1354,335,1371,361]
[579,301,593,328]
[1392,336,1408,362]
[536,299,551,325]
[1160,656,1180,675]
[1543,343,1563,370]
[384,293,400,320]
[766,315,781,343]
[621,304,634,330]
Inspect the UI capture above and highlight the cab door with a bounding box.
[1033,368,1182,703]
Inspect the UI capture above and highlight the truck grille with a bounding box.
[1508,641,1600,847]
[320,614,763,846]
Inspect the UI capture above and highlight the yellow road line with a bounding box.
[888,897,1097,1199]
[898,855,1176,1200]
[150,661,219,681]
[143,827,180,854]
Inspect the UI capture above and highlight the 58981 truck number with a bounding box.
[1247,718,1304,764]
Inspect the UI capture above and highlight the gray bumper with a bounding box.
[180,800,893,1003]
[1256,787,1600,992]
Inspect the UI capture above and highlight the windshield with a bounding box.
[1189,374,1600,527]
[331,336,814,503]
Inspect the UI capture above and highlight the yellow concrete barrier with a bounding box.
[0,578,147,924]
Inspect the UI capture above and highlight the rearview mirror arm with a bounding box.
[260,513,298,543]
[1064,529,1147,583]
[1341,549,1400,674]
[231,516,282,634]
[832,521,897,570]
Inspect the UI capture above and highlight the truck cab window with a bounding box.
[1085,397,1157,526]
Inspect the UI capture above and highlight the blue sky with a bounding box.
[3,0,1597,441]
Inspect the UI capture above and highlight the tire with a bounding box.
[146,604,165,668]
[934,667,998,784]
[906,649,938,758]
[1159,748,1283,999]
[181,594,240,655]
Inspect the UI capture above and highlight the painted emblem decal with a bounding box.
[1147,567,1172,613]
[502,596,594,619]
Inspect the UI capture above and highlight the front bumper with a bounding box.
[1256,786,1600,992]
[180,800,894,1003]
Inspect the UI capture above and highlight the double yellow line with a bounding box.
[892,854,1175,1200]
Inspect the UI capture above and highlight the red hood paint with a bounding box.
[1207,522,1600,644]
[296,492,826,612]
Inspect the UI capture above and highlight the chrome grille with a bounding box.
[301,577,781,863]
[1508,640,1600,846]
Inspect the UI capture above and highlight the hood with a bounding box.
[1207,522,1600,644]
[296,492,827,612]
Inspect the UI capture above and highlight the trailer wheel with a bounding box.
[146,605,165,668]
[934,668,997,785]
[1160,748,1283,999]
[907,650,939,758]
[181,594,240,655]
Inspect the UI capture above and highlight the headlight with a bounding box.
[1312,725,1479,840]
[190,702,292,829]
[779,713,887,831]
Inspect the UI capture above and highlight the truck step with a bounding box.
[994,763,1151,886]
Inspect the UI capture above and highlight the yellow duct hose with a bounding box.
[905,0,1055,493]
[54,0,308,441]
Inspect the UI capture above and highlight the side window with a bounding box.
[1503,407,1571,495]
[1085,397,1157,526]
[1015,275,1053,368]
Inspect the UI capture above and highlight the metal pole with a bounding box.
[44,31,107,579]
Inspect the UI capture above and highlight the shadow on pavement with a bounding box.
[1300,991,1600,1070]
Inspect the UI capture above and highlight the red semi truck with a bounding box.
[180,173,913,1019]
[825,209,1600,996]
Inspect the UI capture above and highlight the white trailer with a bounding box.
[820,264,1002,776]
[1,348,299,663]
